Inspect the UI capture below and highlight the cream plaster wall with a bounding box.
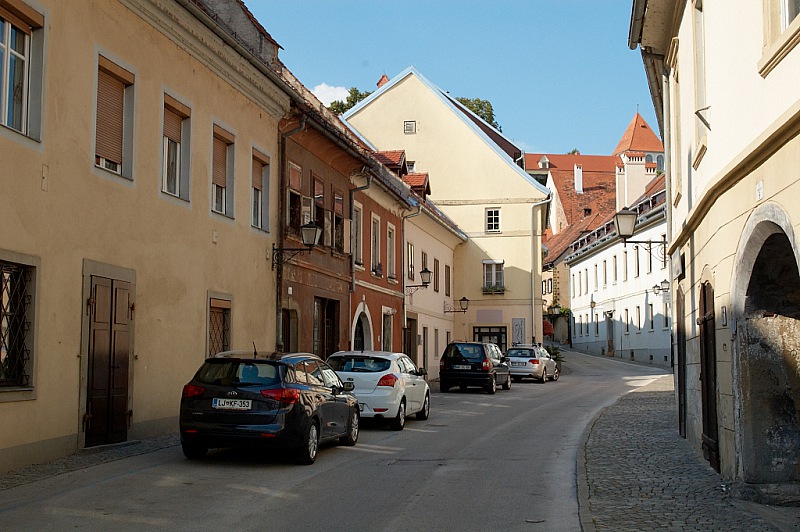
[0,0,289,470]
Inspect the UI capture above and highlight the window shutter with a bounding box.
[163,107,182,143]
[343,219,351,254]
[324,210,332,247]
[252,158,262,191]
[96,70,124,165]
[212,137,227,187]
[301,196,313,225]
[289,163,302,191]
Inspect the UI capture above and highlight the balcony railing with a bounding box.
[482,283,505,294]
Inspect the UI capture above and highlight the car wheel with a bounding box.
[487,376,497,395]
[390,399,406,430]
[459,384,468,392]
[540,369,548,383]
[296,420,320,465]
[552,366,560,381]
[339,410,359,446]
[181,441,207,460]
[502,374,511,390]
[416,393,430,420]
[440,381,450,393]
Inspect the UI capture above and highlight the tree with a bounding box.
[328,87,372,115]
[455,97,501,131]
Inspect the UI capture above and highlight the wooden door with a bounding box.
[698,282,720,471]
[676,288,687,438]
[86,277,131,447]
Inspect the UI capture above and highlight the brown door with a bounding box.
[676,288,687,438]
[698,282,720,471]
[86,277,131,447]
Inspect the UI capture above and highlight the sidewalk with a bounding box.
[577,372,800,531]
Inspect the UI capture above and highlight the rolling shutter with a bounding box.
[96,70,124,165]
[212,137,227,187]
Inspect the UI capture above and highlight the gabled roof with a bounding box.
[342,66,549,197]
[525,153,618,173]
[612,113,664,156]
[374,150,407,174]
[404,172,431,196]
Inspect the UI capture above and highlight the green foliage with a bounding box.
[328,87,372,115]
[543,344,562,362]
[455,97,502,131]
[567,148,581,155]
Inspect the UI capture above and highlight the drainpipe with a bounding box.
[401,204,423,353]
[662,66,674,369]
[530,194,552,345]
[275,114,307,353]
[347,168,373,349]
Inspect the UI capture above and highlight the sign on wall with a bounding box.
[512,318,526,346]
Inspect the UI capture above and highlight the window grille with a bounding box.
[0,261,32,387]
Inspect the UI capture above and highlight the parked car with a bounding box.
[506,344,559,383]
[179,351,359,465]
[327,351,430,430]
[439,341,512,394]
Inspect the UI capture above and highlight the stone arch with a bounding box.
[350,301,374,351]
[731,202,800,494]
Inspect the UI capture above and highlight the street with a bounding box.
[0,352,666,531]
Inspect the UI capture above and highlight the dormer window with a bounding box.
[538,155,550,169]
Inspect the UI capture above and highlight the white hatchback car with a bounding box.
[327,351,430,430]
[506,345,559,383]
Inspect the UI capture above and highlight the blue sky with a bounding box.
[247,1,659,156]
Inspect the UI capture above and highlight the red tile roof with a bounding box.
[377,74,390,88]
[543,213,602,263]
[374,150,406,171]
[404,172,431,196]
[525,153,618,173]
[612,113,663,156]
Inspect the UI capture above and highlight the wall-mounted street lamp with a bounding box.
[271,222,322,270]
[549,303,561,315]
[613,207,667,260]
[652,279,670,295]
[444,296,470,314]
[405,267,432,295]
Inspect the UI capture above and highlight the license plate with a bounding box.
[453,364,471,370]
[212,398,252,410]
[511,362,527,367]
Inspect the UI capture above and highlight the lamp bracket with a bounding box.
[271,243,312,270]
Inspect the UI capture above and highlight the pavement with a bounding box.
[2,354,800,530]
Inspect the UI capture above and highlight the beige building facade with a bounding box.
[344,67,550,352]
[631,0,800,502]
[0,0,296,472]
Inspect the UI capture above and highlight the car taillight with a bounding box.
[260,388,301,404]
[377,374,398,387]
[182,384,205,398]
[530,359,540,365]
[482,359,490,371]
[440,358,445,370]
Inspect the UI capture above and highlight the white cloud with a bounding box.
[312,83,349,107]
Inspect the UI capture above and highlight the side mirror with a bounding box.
[501,356,509,363]
[417,368,428,376]
[342,382,355,392]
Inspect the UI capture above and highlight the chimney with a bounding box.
[377,74,390,88]
[574,164,583,194]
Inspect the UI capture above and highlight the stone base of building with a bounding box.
[732,481,800,507]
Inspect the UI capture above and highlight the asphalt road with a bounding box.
[0,351,668,531]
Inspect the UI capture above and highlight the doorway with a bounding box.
[698,281,720,472]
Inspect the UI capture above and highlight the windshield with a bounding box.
[195,360,281,386]
[327,356,391,372]
[443,344,484,361]
[506,349,537,359]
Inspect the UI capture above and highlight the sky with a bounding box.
[247,1,659,156]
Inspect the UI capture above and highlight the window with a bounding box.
[647,243,653,273]
[693,1,708,149]
[387,224,396,279]
[649,304,654,331]
[636,306,641,333]
[572,273,575,295]
[784,0,800,28]
[613,255,618,283]
[623,251,628,281]
[251,148,270,230]
[483,260,504,292]
[333,189,345,253]
[313,176,325,240]
[593,264,598,291]
[407,242,415,280]
[421,251,428,273]
[0,3,43,136]
[212,125,234,217]
[595,313,599,336]
[486,208,501,233]
[761,0,800,76]
[404,120,416,134]
[407,160,415,172]
[624,309,630,334]
[634,247,640,278]
[433,258,440,292]
[661,234,667,269]
[371,215,381,276]
[162,95,190,199]
[663,301,670,329]
[0,255,35,388]
[445,264,451,297]
[209,297,231,356]
[353,203,363,266]
[602,260,607,287]
[96,56,134,178]
[584,268,588,294]
[576,271,581,296]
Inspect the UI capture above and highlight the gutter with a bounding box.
[274,115,307,352]
[628,0,647,50]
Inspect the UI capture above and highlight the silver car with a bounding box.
[506,345,559,383]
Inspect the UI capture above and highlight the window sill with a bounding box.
[0,387,36,403]
[759,16,800,77]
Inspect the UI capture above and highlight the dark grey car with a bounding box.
[438,342,511,394]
